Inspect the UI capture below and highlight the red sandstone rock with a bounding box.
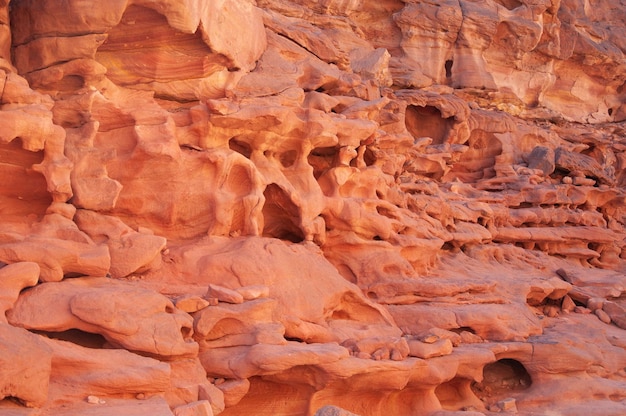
[205,284,244,305]
[42,335,171,402]
[50,397,175,416]
[7,277,198,358]
[0,324,52,407]
[74,209,166,278]
[175,295,210,313]
[214,378,250,409]
[236,284,270,301]
[603,302,626,329]
[407,338,454,359]
[173,400,214,416]
[166,358,210,408]
[314,405,361,416]
[0,262,39,322]
[193,298,285,349]
[198,383,225,415]
[200,342,350,380]
[0,0,625,414]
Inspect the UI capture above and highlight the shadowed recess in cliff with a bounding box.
[308,146,338,179]
[0,138,51,217]
[228,136,251,155]
[405,105,454,145]
[435,377,484,411]
[471,358,532,405]
[34,329,108,349]
[262,183,305,243]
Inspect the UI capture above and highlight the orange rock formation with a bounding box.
[0,0,625,415]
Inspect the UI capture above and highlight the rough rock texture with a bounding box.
[1,0,625,415]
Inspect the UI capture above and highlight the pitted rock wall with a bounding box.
[0,0,625,415]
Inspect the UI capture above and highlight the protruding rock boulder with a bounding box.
[7,277,198,358]
[0,262,40,322]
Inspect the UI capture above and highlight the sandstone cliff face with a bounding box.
[1,0,625,415]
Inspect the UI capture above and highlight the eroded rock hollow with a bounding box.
[1,0,625,415]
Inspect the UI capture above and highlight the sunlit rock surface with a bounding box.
[1,0,625,415]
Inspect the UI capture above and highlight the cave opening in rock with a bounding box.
[262,183,305,243]
[405,105,452,145]
[229,137,252,159]
[445,60,453,79]
[450,326,476,335]
[361,146,377,167]
[471,358,532,404]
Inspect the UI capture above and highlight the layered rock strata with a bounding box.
[0,0,625,415]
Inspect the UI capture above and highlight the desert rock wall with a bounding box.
[0,0,625,415]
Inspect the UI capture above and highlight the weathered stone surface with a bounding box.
[42,336,171,401]
[173,400,213,416]
[7,278,197,358]
[198,383,225,415]
[595,309,612,325]
[525,146,555,176]
[561,294,577,312]
[193,298,285,349]
[340,336,410,361]
[314,405,361,416]
[74,210,166,278]
[526,276,572,306]
[199,342,350,379]
[406,338,454,359]
[48,397,175,416]
[235,285,270,301]
[0,262,39,322]
[0,324,52,407]
[205,284,244,305]
[1,0,625,414]
[0,214,110,282]
[603,302,626,329]
[496,397,517,412]
[557,268,626,300]
[175,295,210,313]
[166,358,210,408]
[215,378,250,409]
[166,237,400,345]
[555,147,614,185]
